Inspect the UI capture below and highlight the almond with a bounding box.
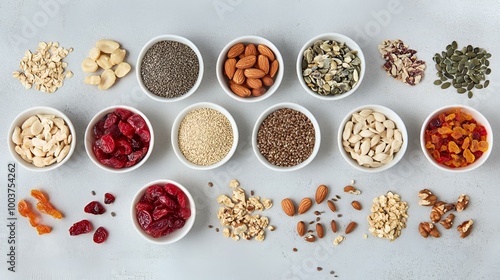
[257,44,275,61]
[232,69,245,84]
[244,43,257,56]
[229,83,251,97]
[315,184,328,204]
[227,43,244,58]
[351,201,362,211]
[331,220,338,233]
[304,234,316,242]
[297,221,306,237]
[262,75,274,87]
[281,198,295,217]
[316,223,324,238]
[235,55,256,69]
[244,68,266,79]
[224,58,236,79]
[246,78,262,89]
[345,221,357,234]
[257,55,270,74]
[251,87,266,97]
[327,200,337,212]
[270,60,279,78]
[297,197,312,214]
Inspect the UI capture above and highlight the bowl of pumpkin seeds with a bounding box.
[297,33,365,100]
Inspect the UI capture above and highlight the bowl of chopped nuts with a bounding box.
[338,104,408,172]
[252,102,321,171]
[297,33,365,100]
[171,102,239,170]
[131,179,196,244]
[216,35,284,102]
[136,35,204,102]
[420,105,492,172]
[8,106,76,172]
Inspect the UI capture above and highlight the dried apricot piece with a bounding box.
[18,200,39,227]
[461,137,471,150]
[31,189,63,219]
[448,141,461,154]
[438,126,453,135]
[463,148,475,163]
[478,141,489,152]
[36,224,52,235]
[470,140,479,153]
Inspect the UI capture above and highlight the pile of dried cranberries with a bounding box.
[135,183,191,238]
[92,108,151,169]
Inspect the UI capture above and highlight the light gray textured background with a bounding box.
[1,0,499,279]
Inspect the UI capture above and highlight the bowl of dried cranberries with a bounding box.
[84,105,154,173]
[131,180,196,244]
[421,105,493,172]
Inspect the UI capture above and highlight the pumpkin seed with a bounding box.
[434,80,442,85]
[484,80,490,88]
[468,91,473,98]
[441,82,451,89]
[457,88,466,94]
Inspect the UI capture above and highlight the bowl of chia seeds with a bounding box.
[137,35,204,102]
[171,102,239,170]
[216,35,284,102]
[297,33,365,101]
[252,103,321,171]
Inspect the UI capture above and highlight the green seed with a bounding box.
[444,73,454,79]
[436,64,442,71]
[434,80,443,85]
[485,53,492,58]
[457,88,466,94]
[441,82,451,89]
[467,83,474,90]
[452,41,458,49]
[466,52,476,58]
[475,84,483,89]
[468,91,473,98]
[486,68,491,75]
[447,48,454,57]
[453,83,462,89]
[441,76,447,81]
[484,80,490,88]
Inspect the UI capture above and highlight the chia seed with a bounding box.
[140,40,199,98]
[257,108,315,167]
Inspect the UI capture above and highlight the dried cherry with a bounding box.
[84,201,106,215]
[69,220,93,236]
[104,193,115,204]
[93,227,108,244]
[92,108,151,169]
[135,183,191,238]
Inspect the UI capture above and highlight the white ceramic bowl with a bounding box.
[252,102,321,171]
[131,179,196,245]
[337,104,408,172]
[297,33,365,101]
[84,105,154,173]
[8,106,76,172]
[420,104,493,172]
[216,35,284,102]
[171,102,239,170]
[136,35,204,102]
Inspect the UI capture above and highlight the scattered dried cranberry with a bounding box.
[84,201,106,215]
[92,108,150,169]
[135,183,191,238]
[93,227,109,244]
[69,220,93,236]
[104,193,115,204]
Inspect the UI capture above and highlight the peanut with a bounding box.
[110,49,126,65]
[98,69,116,90]
[81,57,98,73]
[96,54,113,70]
[84,75,101,85]
[114,62,131,78]
[96,39,120,54]
[89,47,101,61]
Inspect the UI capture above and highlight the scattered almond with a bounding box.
[344,185,361,195]
[327,200,337,212]
[298,198,312,215]
[315,184,328,204]
[351,201,362,211]
[316,223,324,238]
[281,198,295,217]
[345,221,357,234]
[297,221,306,237]
[331,220,338,233]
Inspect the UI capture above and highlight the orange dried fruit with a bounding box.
[438,126,453,135]
[36,224,52,235]
[470,140,479,153]
[445,113,456,121]
[448,141,461,154]
[18,200,39,227]
[463,148,475,163]
[478,141,489,152]
[461,137,470,150]
[31,189,63,219]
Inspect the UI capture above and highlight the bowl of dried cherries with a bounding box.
[421,105,493,172]
[84,105,154,173]
[131,179,196,244]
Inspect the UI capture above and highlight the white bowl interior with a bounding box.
[8,106,76,172]
[131,179,196,245]
[420,105,493,172]
[296,33,365,101]
[216,35,284,103]
[252,102,321,171]
[84,105,154,173]
[136,35,204,102]
[171,102,239,170]
[337,104,408,173]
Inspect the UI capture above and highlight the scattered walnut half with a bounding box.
[418,189,438,206]
[456,194,470,212]
[430,201,455,223]
[419,222,441,238]
[457,219,474,238]
[439,213,455,229]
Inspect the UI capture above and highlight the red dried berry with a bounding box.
[84,201,106,215]
[93,227,108,244]
[176,191,188,209]
[127,114,146,131]
[104,113,119,129]
[114,138,132,155]
[164,183,180,196]
[69,220,93,236]
[100,157,127,169]
[179,208,191,219]
[145,185,165,203]
[114,108,133,120]
[135,201,153,212]
[104,193,115,204]
[96,134,115,154]
[152,208,170,221]
[93,118,106,139]
[137,209,152,230]
[118,121,135,139]
[137,128,151,143]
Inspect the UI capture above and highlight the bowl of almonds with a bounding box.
[338,105,407,172]
[8,106,76,171]
[297,33,365,100]
[216,35,283,102]
[420,105,492,172]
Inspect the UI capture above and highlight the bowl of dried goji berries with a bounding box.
[131,179,196,244]
[421,105,493,172]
